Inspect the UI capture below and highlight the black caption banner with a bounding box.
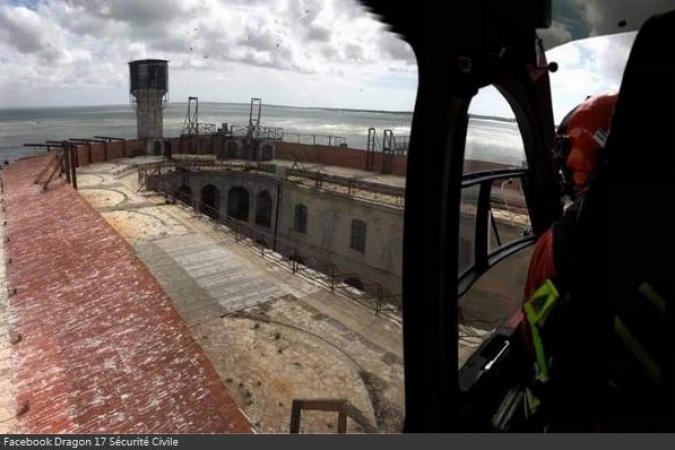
[0,433,672,450]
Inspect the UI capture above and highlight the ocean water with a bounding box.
[0,102,525,166]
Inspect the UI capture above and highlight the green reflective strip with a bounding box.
[614,315,661,384]
[524,279,560,326]
[638,282,666,317]
[524,279,560,383]
[524,388,541,417]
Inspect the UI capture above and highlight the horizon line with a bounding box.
[0,100,414,115]
[0,101,518,122]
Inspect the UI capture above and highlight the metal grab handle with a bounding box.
[484,340,510,371]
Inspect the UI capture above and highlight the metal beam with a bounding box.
[70,145,77,190]
[68,138,108,143]
[62,144,71,184]
[93,136,125,141]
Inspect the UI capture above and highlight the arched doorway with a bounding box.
[175,185,192,205]
[227,186,249,221]
[200,184,219,219]
[255,191,272,228]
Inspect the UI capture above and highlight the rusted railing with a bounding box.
[289,399,377,433]
[282,132,347,147]
[139,158,405,207]
[33,150,64,191]
[286,167,404,206]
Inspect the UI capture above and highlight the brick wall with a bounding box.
[70,138,148,167]
[275,142,409,176]
[71,135,517,183]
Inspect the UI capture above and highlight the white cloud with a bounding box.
[0,0,641,119]
[467,31,635,125]
[0,0,419,109]
[540,0,673,49]
[0,4,65,62]
[546,32,634,122]
[575,0,673,36]
[539,20,574,49]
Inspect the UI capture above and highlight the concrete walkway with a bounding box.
[149,234,287,314]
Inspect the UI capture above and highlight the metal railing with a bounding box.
[146,182,402,317]
[282,132,347,147]
[33,150,64,191]
[138,159,406,207]
[286,167,405,206]
[258,126,284,141]
[289,399,377,433]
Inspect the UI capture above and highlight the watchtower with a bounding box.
[129,59,168,139]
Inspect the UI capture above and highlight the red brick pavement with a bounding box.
[2,155,251,433]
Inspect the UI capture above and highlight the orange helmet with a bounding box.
[564,93,618,188]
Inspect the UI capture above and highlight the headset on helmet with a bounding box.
[553,105,579,198]
[553,94,617,199]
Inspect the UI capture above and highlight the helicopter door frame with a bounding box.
[402,53,560,431]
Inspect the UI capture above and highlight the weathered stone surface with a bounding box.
[2,155,251,433]
[0,204,17,434]
[75,157,496,433]
[82,158,405,433]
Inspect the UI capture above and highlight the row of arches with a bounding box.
[175,184,273,227]
[177,189,368,293]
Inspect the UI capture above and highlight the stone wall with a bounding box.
[69,134,519,182]
[155,171,281,233]
[275,142,408,176]
[158,171,404,295]
[68,138,526,304]
[134,89,164,139]
[73,138,146,166]
[277,183,403,290]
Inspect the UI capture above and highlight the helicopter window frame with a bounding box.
[457,168,536,297]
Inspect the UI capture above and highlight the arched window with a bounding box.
[255,191,273,227]
[200,184,219,219]
[458,85,535,337]
[350,219,367,253]
[460,86,531,275]
[227,186,249,221]
[294,204,307,234]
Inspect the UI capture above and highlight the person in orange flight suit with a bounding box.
[524,93,618,300]
[519,93,618,426]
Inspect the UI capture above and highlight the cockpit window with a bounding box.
[464,87,527,173]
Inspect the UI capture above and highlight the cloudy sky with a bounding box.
[0,0,669,122]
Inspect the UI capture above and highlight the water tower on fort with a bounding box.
[129,59,168,140]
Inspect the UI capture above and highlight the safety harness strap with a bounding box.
[524,279,560,383]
